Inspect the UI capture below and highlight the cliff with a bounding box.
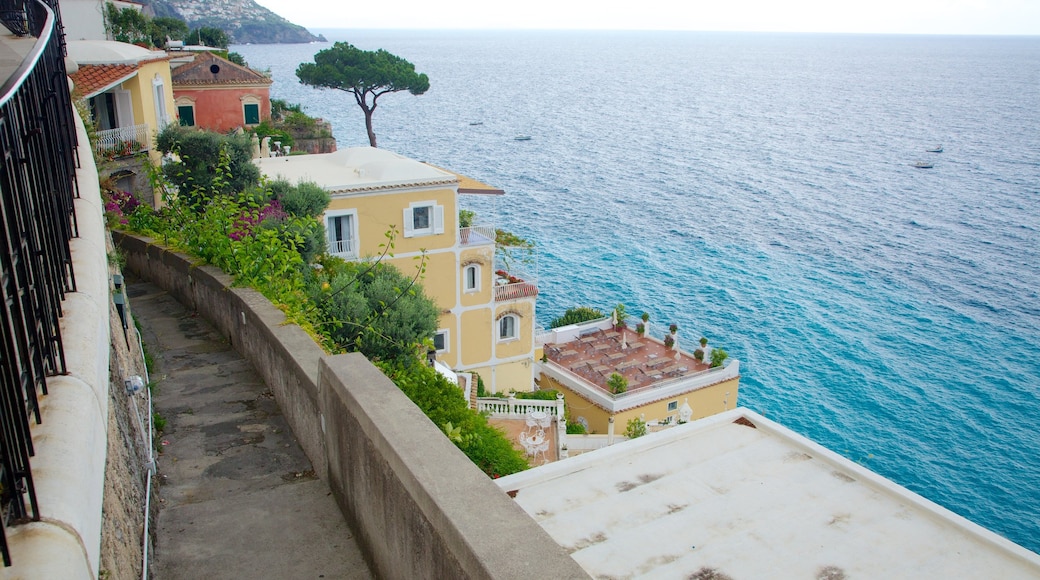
[141,0,326,44]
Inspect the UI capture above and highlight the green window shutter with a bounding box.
[244,103,260,125]
[177,105,194,126]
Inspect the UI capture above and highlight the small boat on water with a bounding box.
[911,161,934,169]
[513,135,532,141]
[469,121,483,126]
[926,144,943,153]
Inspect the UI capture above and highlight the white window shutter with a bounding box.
[434,205,444,234]
[403,208,414,237]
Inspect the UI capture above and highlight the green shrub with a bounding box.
[380,360,527,478]
[710,348,729,368]
[156,125,259,203]
[624,417,647,439]
[269,179,330,218]
[310,259,439,363]
[512,389,559,400]
[607,373,627,394]
[550,306,605,329]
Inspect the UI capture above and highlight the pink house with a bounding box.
[171,53,273,133]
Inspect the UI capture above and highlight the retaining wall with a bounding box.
[113,232,587,579]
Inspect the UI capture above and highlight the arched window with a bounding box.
[464,264,480,292]
[498,314,519,341]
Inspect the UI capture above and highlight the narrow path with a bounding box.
[127,278,371,579]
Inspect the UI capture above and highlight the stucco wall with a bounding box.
[173,86,271,134]
[112,232,589,579]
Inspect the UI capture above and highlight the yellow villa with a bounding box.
[537,317,740,436]
[256,148,538,393]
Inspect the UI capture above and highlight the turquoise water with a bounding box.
[233,31,1040,552]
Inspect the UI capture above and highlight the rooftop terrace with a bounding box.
[540,319,740,413]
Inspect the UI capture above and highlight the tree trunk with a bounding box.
[364,109,377,147]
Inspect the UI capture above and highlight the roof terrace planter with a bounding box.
[542,358,740,414]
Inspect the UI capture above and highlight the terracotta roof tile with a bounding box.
[171,53,272,86]
[69,64,139,98]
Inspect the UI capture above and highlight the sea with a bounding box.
[231,30,1040,554]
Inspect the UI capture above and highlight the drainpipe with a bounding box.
[607,416,615,446]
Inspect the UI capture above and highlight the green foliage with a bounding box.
[190,26,230,49]
[149,16,188,48]
[311,258,439,363]
[296,42,430,147]
[267,179,329,218]
[607,372,628,395]
[566,421,587,435]
[624,417,647,439]
[156,124,260,204]
[710,348,729,368]
[226,51,247,66]
[380,360,527,478]
[152,412,167,432]
[250,119,294,148]
[271,99,303,118]
[458,209,475,228]
[512,389,558,400]
[105,4,151,45]
[550,306,605,329]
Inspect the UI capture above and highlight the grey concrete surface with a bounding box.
[128,278,371,579]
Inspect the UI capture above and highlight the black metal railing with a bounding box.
[0,0,77,567]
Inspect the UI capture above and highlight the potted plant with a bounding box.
[607,372,628,395]
[663,334,675,349]
[710,348,729,368]
[636,322,645,336]
[459,209,475,243]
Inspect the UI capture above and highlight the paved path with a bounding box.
[128,278,371,579]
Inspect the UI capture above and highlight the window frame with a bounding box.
[325,209,359,259]
[463,263,480,293]
[667,401,678,411]
[432,330,448,353]
[498,314,519,342]
[403,201,444,238]
[242,94,262,126]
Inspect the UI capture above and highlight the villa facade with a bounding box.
[256,148,538,394]
[171,52,273,133]
[537,317,740,434]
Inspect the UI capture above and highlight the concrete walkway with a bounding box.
[128,278,371,579]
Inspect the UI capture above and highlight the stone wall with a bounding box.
[112,232,589,579]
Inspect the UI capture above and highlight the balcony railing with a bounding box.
[0,0,78,567]
[459,225,495,246]
[95,122,150,159]
[494,280,539,301]
[327,238,356,259]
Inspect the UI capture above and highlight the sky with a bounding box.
[252,0,1040,35]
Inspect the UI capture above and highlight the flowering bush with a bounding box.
[229,200,287,241]
[102,189,141,226]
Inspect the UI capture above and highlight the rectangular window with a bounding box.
[413,206,430,230]
[178,105,195,127]
[433,330,448,352]
[326,212,357,258]
[244,103,260,125]
[403,202,444,237]
[153,79,169,127]
[667,401,678,411]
